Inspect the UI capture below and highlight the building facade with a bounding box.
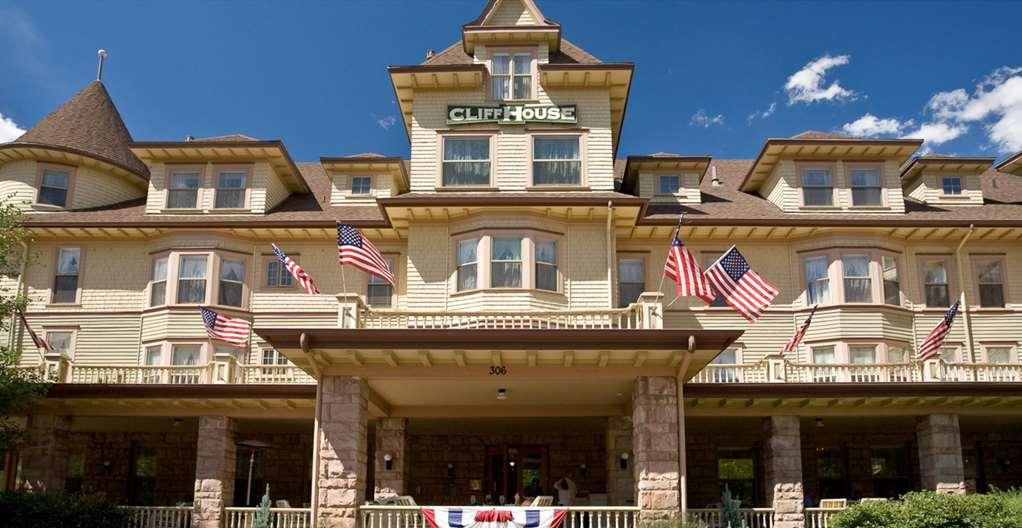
[3,1,1022,527]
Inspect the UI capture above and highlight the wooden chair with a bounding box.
[275,500,291,508]
[820,498,848,508]
[530,496,554,507]
[393,496,418,506]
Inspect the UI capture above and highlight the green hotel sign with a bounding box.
[447,104,577,125]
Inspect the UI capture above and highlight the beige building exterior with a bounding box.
[2,1,1021,527]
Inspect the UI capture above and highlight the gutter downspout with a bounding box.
[953,225,976,362]
[606,201,614,308]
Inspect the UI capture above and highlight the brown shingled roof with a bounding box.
[11,81,149,179]
[789,130,856,140]
[422,37,601,66]
[192,133,258,142]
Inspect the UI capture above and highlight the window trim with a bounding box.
[366,253,399,309]
[217,256,247,308]
[840,254,874,304]
[164,164,205,210]
[348,174,374,197]
[488,48,536,102]
[489,235,524,289]
[437,133,496,189]
[34,163,76,210]
[616,253,648,308]
[212,164,252,210]
[533,238,561,293]
[802,254,832,306]
[918,255,956,309]
[797,163,837,208]
[846,163,886,208]
[979,343,1017,364]
[799,248,903,307]
[656,174,682,196]
[149,254,170,307]
[41,327,77,360]
[451,231,565,295]
[164,251,251,309]
[262,254,295,290]
[528,132,587,189]
[941,176,963,196]
[50,246,83,305]
[455,237,481,293]
[801,340,912,365]
[971,255,1007,309]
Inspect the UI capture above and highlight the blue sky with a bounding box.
[2,0,1021,162]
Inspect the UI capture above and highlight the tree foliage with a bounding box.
[830,491,1022,528]
[253,484,272,528]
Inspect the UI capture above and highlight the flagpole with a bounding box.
[341,266,347,297]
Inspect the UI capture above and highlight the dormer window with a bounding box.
[491,53,532,101]
[801,167,833,206]
[38,166,71,208]
[850,167,882,206]
[942,177,962,195]
[658,175,681,195]
[351,176,372,195]
[214,169,248,209]
[168,170,201,209]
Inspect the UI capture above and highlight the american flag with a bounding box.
[271,243,319,295]
[783,305,817,355]
[919,301,960,360]
[18,311,53,352]
[703,245,780,322]
[199,306,251,347]
[664,236,715,304]
[337,224,395,286]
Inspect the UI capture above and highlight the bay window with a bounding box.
[850,345,877,364]
[882,256,900,306]
[171,344,202,383]
[177,255,208,303]
[975,259,1005,308]
[491,237,523,288]
[923,260,951,307]
[214,169,247,209]
[218,259,246,307]
[457,239,479,292]
[442,137,491,186]
[804,256,830,305]
[850,167,883,206]
[533,136,582,186]
[38,166,71,207]
[618,257,645,307]
[144,345,162,366]
[801,167,834,206]
[53,247,81,304]
[535,240,558,292]
[887,346,908,364]
[150,257,168,307]
[842,255,872,303]
[167,170,201,209]
[491,53,531,101]
[812,345,837,383]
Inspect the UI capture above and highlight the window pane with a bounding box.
[883,256,900,305]
[803,187,833,206]
[988,347,1011,364]
[367,284,393,308]
[805,256,829,304]
[167,189,198,208]
[491,55,510,74]
[172,345,200,365]
[659,175,680,194]
[351,176,371,194]
[812,346,836,364]
[618,259,644,282]
[152,258,168,282]
[491,77,510,100]
[851,169,880,187]
[924,261,948,284]
[491,263,521,288]
[219,260,245,307]
[47,332,72,356]
[852,188,883,206]
[457,263,477,291]
[942,177,962,195]
[512,54,530,74]
[445,138,489,161]
[924,261,950,306]
[534,137,580,160]
[150,282,166,307]
[926,285,951,307]
[53,276,78,303]
[843,256,871,303]
[220,260,244,282]
[850,346,876,364]
[940,347,958,363]
[42,170,69,189]
[977,261,1003,283]
[536,264,557,291]
[802,169,832,186]
[980,284,1005,308]
[888,347,908,363]
[171,172,200,189]
[533,161,581,185]
[215,189,245,208]
[217,171,246,189]
[58,248,81,274]
[491,238,521,261]
[178,280,206,303]
[536,241,556,264]
[458,239,478,265]
[443,162,491,186]
[618,283,644,307]
[144,346,162,366]
[180,256,208,278]
[712,348,738,364]
[219,282,243,307]
[513,76,531,99]
[38,186,68,207]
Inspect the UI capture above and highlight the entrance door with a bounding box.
[484,445,549,504]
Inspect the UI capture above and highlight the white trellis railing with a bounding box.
[224,507,311,528]
[122,506,192,528]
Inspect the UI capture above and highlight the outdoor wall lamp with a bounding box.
[384,453,393,470]
[447,463,455,478]
[579,463,588,476]
[497,388,508,400]
[619,452,629,470]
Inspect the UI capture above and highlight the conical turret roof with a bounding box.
[12,80,148,179]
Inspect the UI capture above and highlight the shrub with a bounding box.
[829,491,1022,528]
[0,491,129,528]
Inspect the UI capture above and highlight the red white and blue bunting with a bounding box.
[422,508,568,528]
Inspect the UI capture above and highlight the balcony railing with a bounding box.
[235,364,316,384]
[225,507,311,528]
[691,356,1022,384]
[123,506,192,528]
[359,506,640,528]
[805,507,844,528]
[34,360,315,386]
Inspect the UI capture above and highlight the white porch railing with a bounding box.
[69,364,212,385]
[123,506,192,528]
[686,508,774,527]
[939,362,1022,382]
[225,507,312,528]
[359,506,640,528]
[236,364,316,384]
[805,507,844,528]
[784,363,922,384]
[689,364,772,384]
[690,357,1022,384]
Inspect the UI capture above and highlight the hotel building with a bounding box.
[2,1,1021,527]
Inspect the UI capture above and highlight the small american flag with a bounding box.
[272,243,319,295]
[783,305,817,355]
[703,245,780,322]
[919,301,960,360]
[337,224,395,286]
[200,306,251,347]
[664,236,715,304]
[18,311,53,352]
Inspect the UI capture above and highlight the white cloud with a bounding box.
[921,66,1022,153]
[784,54,857,105]
[689,109,725,128]
[0,112,25,143]
[375,115,397,131]
[841,113,907,137]
[902,122,968,150]
[746,102,777,124]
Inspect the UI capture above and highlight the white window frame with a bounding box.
[841,254,873,303]
[52,247,83,305]
[490,236,524,289]
[149,255,169,307]
[530,133,585,187]
[42,328,76,360]
[264,254,294,289]
[490,51,534,101]
[657,175,681,195]
[848,165,884,207]
[350,175,373,196]
[166,166,203,210]
[367,255,397,308]
[456,238,480,293]
[920,256,954,308]
[218,257,247,308]
[439,135,493,188]
[799,165,835,207]
[972,256,1006,308]
[213,165,251,210]
[617,254,647,308]
[803,255,831,305]
[534,239,559,293]
[36,163,74,209]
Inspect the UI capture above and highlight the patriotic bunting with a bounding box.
[422,507,567,528]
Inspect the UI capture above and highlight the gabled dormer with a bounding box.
[132,136,308,214]
[621,153,711,205]
[461,0,561,57]
[996,150,1022,176]
[320,153,409,204]
[739,131,922,214]
[0,80,149,212]
[900,155,995,207]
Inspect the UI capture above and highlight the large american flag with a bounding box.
[199,306,251,347]
[919,301,960,360]
[783,305,817,355]
[664,236,715,304]
[337,224,395,286]
[18,311,53,352]
[422,508,567,528]
[271,243,319,295]
[703,246,780,322]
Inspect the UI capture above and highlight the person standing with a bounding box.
[554,471,577,506]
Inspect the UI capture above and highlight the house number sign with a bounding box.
[489,366,509,376]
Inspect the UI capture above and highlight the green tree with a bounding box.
[253,484,272,528]
[720,484,744,528]
[0,200,48,451]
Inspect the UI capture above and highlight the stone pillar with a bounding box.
[315,376,369,528]
[193,416,237,528]
[763,416,804,528]
[18,414,71,493]
[374,417,408,500]
[916,414,966,494]
[632,376,680,520]
[606,416,635,506]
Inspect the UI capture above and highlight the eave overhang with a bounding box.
[0,142,150,184]
[388,64,488,140]
[320,156,409,193]
[899,156,996,186]
[130,140,308,193]
[995,150,1022,174]
[740,138,924,193]
[539,63,633,159]
[621,154,712,194]
[461,26,561,55]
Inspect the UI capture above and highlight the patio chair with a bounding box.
[394,496,418,506]
[276,500,291,508]
[530,496,554,507]
[819,498,848,508]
